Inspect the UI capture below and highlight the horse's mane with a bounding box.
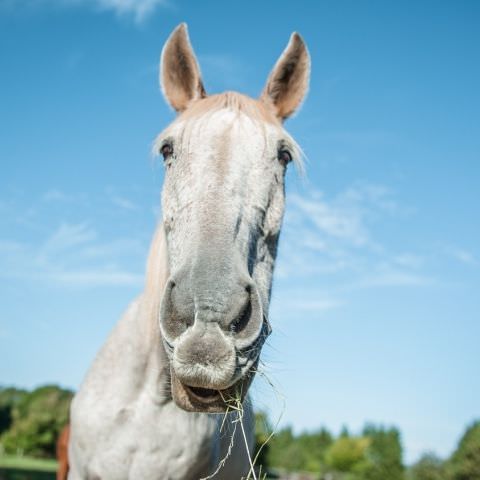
[179,91,280,125]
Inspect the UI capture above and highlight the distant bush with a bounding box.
[408,452,446,480]
[0,385,72,458]
[0,387,28,436]
[1,382,480,480]
[325,435,370,473]
[447,420,480,480]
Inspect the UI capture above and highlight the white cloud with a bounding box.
[276,182,434,296]
[43,222,97,252]
[355,270,433,289]
[0,221,146,288]
[37,268,143,286]
[285,182,398,253]
[2,0,168,22]
[0,240,25,254]
[92,0,167,22]
[41,189,89,206]
[0,187,156,289]
[392,253,424,269]
[273,297,342,313]
[43,189,69,202]
[278,183,397,280]
[110,195,138,211]
[449,247,477,266]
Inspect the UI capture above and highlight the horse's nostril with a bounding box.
[159,276,195,341]
[230,301,251,334]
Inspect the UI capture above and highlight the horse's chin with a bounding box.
[170,367,255,413]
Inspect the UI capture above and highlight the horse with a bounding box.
[65,23,310,480]
[57,424,70,480]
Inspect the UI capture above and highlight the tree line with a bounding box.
[0,385,479,479]
[254,412,480,480]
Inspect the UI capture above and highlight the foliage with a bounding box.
[264,425,333,474]
[447,420,480,480]
[1,382,480,480]
[253,411,272,473]
[324,435,370,473]
[408,452,446,480]
[360,424,404,480]
[0,454,58,472]
[0,385,73,458]
[0,387,27,436]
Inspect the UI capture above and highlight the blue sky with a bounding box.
[1,0,479,465]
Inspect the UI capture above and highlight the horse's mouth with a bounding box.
[185,385,222,403]
[170,367,255,413]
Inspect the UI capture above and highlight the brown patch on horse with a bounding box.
[179,91,281,125]
[56,423,70,480]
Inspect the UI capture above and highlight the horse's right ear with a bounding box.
[261,32,310,121]
[160,24,206,112]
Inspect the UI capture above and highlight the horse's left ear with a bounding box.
[160,23,206,112]
[261,33,310,121]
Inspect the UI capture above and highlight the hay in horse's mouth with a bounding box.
[171,370,246,412]
[170,359,258,412]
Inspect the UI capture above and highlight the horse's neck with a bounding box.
[82,224,171,406]
[134,223,171,400]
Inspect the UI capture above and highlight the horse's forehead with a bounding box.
[169,109,278,147]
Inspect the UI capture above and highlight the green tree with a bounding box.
[266,424,333,474]
[296,428,333,472]
[0,385,73,458]
[266,426,297,471]
[360,424,404,480]
[325,435,371,473]
[253,411,272,474]
[408,453,446,480]
[448,420,480,480]
[0,387,27,435]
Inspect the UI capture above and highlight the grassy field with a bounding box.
[0,456,56,480]
[0,455,57,472]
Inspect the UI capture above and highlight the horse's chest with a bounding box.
[78,400,218,480]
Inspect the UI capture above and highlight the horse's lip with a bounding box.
[180,377,243,407]
[170,366,256,413]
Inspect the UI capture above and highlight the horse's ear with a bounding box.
[261,32,310,121]
[160,23,206,112]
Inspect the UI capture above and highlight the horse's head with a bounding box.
[156,24,310,412]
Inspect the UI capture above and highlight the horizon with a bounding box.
[0,0,479,465]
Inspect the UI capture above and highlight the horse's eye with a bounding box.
[160,143,173,160]
[278,149,292,166]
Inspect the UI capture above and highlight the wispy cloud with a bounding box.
[0,221,145,287]
[43,222,97,253]
[354,269,433,289]
[272,296,342,313]
[277,182,434,298]
[110,195,138,211]
[448,247,478,266]
[92,0,167,22]
[26,268,144,286]
[1,0,168,22]
[285,182,398,252]
[0,186,158,289]
[42,189,89,206]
